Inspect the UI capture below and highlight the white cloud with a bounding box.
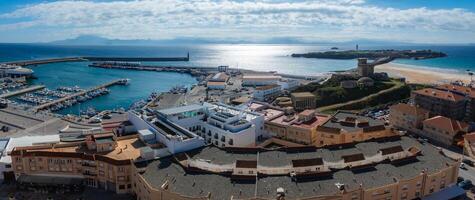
[1,0,474,43]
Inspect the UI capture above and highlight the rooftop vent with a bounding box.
[276,187,285,196]
[335,183,345,191]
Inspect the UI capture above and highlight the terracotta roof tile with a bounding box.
[390,103,429,117]
[413,88,465,102]
[423,116,468,135]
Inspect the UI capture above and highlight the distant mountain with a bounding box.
[48,35,423,46]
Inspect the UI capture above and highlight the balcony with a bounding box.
[83,172,97,177]
[82,163,97,168]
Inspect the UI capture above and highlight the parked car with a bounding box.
[457,177,464,183]
[458,180,473,190]
[462,159,474,167]
[460,163,468,170]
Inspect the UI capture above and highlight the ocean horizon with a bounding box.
[1,43,475,75]
[1,43,474,114]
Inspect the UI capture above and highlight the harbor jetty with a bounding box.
[84,53,189,62]
[0,85,46,98]
[2,54,190,66]
[4,57,85,66]
[33,79,128,112]
[89,62,211,77]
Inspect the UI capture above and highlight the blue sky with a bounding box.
[0,0,474,44]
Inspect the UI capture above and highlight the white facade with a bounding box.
[157,103,265,147]
[0,135,60,182]
[242,75,281,86]
[277,79,300,91]
[253,85,281,101]
[128,111,205,154]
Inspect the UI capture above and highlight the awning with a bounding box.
[422,185,466,200]
[17,175,83,185]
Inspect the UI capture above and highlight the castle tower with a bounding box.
[357,58,374,77]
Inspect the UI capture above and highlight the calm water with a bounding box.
[27,62,197,114]
[0,43,474,114]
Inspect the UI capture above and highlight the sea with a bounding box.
[0,43,474,114]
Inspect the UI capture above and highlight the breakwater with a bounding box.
[2,54,190,66]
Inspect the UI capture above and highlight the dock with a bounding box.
[84,54,189,62]
[33,80,124,112]
[89,63,212,77]
[2,54,190,66]
[0,85,46,98]
[4,57,85,66]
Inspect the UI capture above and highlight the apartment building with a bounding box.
[315,111,397,147]
[412,88,467,120]
[389,103,430,132]
[253,84,281,101]
[135,103,265,148]
[132,137,461,200]
[422,116,469,146]
[464,132,475,159]
[265,109,329,145]
[11,134,146,194]
[436,84,475,121]
[291,92,317,111]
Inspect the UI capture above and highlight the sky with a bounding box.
[0,0,474,44]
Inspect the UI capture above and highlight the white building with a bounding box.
[242,75,281,86]
[128,110,205,154]
[156,103,265,147]
[253,84,281,101]
[0,135,60,183]
[277,78,300,91]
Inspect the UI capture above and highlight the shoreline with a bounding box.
[375,63,471,85]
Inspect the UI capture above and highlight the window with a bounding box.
[228,139,233,145]
[119,185,125,190]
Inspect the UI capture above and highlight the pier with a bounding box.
[33,79,126,112]
[4,57,85,66]
[83,54,189,62]
[1,54,190,66]
[89,62,211,76]
[0,85,46,98]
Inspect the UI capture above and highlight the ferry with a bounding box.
[0,64,34,78]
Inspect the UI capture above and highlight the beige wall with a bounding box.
[130,157,460,200]
[12,155,133,194]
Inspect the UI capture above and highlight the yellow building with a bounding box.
[11,134,144,194]
[131,137,460,200]
[265,109,329,145]
[315,111,398,147]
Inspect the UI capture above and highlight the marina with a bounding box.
[31,79,129,112]
[0,85,45,98]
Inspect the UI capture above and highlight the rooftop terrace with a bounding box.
[137,136,456,200]
[14,137,145,162]
[319,111,385,133]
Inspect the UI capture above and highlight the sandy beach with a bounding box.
[375,63,471,85]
